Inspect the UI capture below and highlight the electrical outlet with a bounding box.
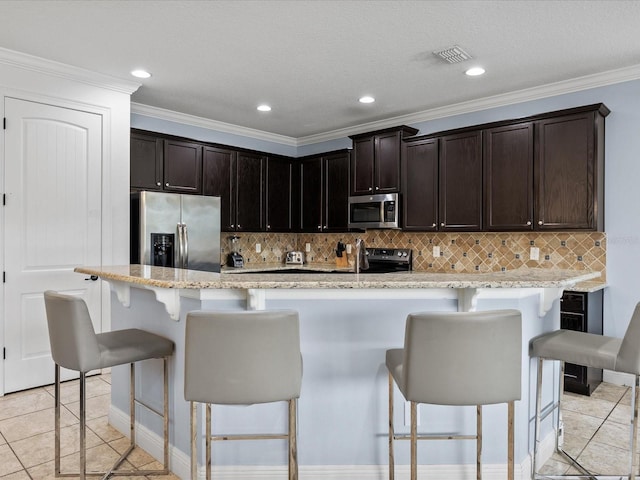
[305,243,311,252]
[432,246,440,257]
[346,244,352,254]
[255,243,261,253]
[530,246,540,261]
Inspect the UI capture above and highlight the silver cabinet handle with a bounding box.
[538,220,543,225]
[368,187,372,191]
[230,224,235,229]
[432,223,436,227]
[375,186,379,190]
[526,221,532,226]
[266,225,271,230]
[237,224,241,229]
[165,182,170,187]
[317,225,322,230]
[156,182,161,186]
[323,225,327,229]
[441,222,445,227]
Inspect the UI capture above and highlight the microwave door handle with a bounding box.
[380,202,385,224]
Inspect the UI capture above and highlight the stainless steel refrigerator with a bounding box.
[131,191,221,272]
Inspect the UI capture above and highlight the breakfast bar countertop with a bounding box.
[75,264,600,290]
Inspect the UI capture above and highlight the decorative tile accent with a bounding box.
[220,231,606,281]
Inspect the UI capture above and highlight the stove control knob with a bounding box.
[397,251,402,257]
[402,252,408,257]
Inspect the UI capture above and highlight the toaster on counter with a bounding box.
[285,251,305,265]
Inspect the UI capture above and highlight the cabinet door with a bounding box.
[235,152,264,232]
[375,131,402,193]
[300,157,323,232]
[203,146,235,232]
[131,133,162,190]
[351,136,375,195]
[439,131,483,231]
[323,152,350,231]
[163,139,202,194]
[535,112,596,230]
[266,157,294,232]
[403,139,438,231]
[484,123,534,231]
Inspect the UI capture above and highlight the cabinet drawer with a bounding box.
[561,312,586,332]
[561,292,586,313]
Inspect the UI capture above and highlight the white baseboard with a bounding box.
[603,370,635,387]
[110,405,543,480]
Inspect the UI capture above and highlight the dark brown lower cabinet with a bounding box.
[560,290,604,395]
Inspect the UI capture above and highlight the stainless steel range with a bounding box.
[363,248,412,273]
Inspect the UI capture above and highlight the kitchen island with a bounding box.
[75,265,600,480]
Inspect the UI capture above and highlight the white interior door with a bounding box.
[3,97,103,393]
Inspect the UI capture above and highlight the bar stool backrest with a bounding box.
[44,290,102,373]
[184,310,302,405]
[616,302,640,375]
[402,310,522,405]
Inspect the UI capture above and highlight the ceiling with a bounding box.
[1,0,639,143]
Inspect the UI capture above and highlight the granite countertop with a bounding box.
[75,265,601,290]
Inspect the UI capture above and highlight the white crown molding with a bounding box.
[296,63,640,146]
[131,102,298,147]
[133,63,640,149]
[0,47,141,95]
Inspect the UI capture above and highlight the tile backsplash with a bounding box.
[221,231,606,281]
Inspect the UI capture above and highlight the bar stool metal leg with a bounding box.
[632,375,640,480]
[508,401,514,480]
[289,399,298,480]
[410,401,417,480]
[388,372,395,480]
[477,405,482,480]
[54,364,61,477]
[190,402,197,480]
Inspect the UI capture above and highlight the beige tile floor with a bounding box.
[540,381,637,477]
[0,376,635,479]
[0,373,179,480]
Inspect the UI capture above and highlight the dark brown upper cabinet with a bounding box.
[403,138,439,231]
[202,146,235,231]
[202,147,265,232]
[439,131,483,231]
[131,132,163,191]
[300,150,350,232]
[484,123,534,231]
[163,139,202,194]
[350,126,418,195]
[266,157,299,232]
[234,152,265,232]
[535,109,607,231]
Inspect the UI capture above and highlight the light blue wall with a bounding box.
[133,78,640,341]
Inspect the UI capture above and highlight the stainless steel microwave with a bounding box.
[348,193,400,229]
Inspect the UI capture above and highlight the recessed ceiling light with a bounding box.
[465,67,486,77]
[131,69,151,79]
[359,96,375,104]
[257,104,272,112]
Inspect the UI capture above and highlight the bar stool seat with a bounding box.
[184,309,302,480]
[386,309,522,480]
[44,290,174,480]
[530,302,640,479]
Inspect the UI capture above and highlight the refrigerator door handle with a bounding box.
[182,223,189,269]
[177,223,185,269]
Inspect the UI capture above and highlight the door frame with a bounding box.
[0,88,117,395]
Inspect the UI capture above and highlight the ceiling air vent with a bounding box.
[433,45,472,64]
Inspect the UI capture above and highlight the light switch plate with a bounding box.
[346,244,352,254]
[255,243,261,253]
[305,243,311,252]
[432,246,440,257]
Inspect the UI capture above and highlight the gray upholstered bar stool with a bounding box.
[184,310,302,480]
[43,290,174,480]
[386,310,522,480]
[530,302,640,479]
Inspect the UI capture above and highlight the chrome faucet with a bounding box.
[355,238,368,274]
